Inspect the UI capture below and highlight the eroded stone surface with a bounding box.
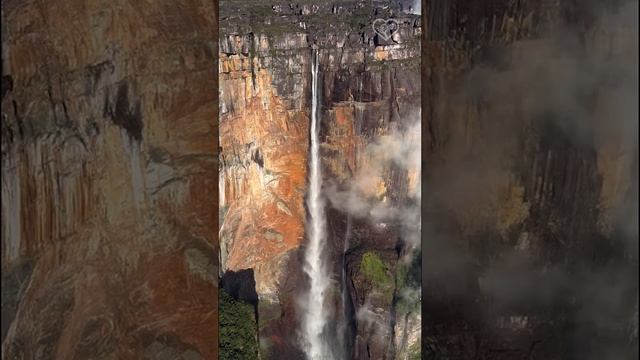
[219,1,421,357]
[423,0,638,358]
[1,0,218,357]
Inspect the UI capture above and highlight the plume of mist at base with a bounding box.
[325,113,422,350]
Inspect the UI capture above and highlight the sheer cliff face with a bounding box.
[1,0,218,358]
[219,0,421,357]
[423,0,638,358]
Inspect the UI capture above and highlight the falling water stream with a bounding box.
[302,50,332,360]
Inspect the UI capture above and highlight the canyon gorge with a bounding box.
[218,0,422,359]
[1,0,637,359]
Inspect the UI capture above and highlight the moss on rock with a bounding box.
[360,252,392,286]
[360,251,394,301]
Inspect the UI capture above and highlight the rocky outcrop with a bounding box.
[219,0,421,358]
[423,0,638,358]
[1,0,218,358]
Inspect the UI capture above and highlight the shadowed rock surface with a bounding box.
[422,0,638,358]
[219,0,421,358]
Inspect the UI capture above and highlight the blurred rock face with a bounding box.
[219,1,421,358]
[1,0,218,358]
[423,0,638,358]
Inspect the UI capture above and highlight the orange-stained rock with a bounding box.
[1,0,218,358]
[218,2,423,358]
[219,55,309,299]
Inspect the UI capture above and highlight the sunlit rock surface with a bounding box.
[219,0,421,358]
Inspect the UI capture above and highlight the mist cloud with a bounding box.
[423,1,638,358]
[326,117,421,250]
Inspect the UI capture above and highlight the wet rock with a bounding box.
[219,1,421,357]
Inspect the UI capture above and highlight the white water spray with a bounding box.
[411,0,421,15]
[302,50,332,360]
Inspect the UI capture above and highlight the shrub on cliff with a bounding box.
[360,252,392,285]
[360,251,394,301]
[219,288,259,360]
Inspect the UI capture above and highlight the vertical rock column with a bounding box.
[1,0,219,358]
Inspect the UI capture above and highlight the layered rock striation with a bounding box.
[423,0,638,358]
[219,0,421,358]
[1,0,218,358]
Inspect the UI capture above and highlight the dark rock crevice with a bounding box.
[104,82,144,142]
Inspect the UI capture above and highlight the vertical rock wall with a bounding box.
[219,1,422,358]
[422,0,638,358]
[1,0,219,358]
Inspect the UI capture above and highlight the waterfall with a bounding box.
[302,50,332,360]
[411,0,421,14]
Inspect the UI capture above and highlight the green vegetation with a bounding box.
[396,252,421,290]
[395,252,421,316]
[257,300,281,331]
[360,251,392,286]
[396,262,409,289]
[360,252,394,301]
[408,342,421,360]
[219,289,259,360]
